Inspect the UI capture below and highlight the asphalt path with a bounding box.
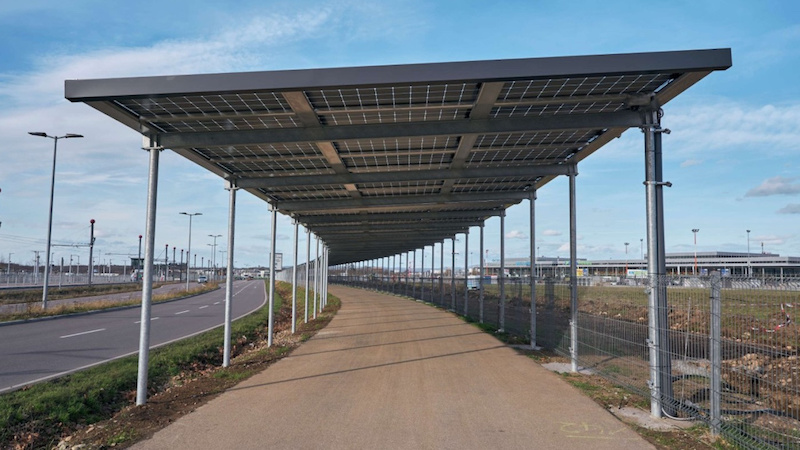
[136,285,654,450]
[0,279,267,393]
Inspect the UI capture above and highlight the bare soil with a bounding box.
[515,350,727,449]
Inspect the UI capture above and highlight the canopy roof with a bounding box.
[66,49,731,265]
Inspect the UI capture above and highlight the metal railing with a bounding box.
[332,271,800,449]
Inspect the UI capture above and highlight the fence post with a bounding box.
[709,271,722,436]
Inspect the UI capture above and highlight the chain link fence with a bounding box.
[332,271,799,449]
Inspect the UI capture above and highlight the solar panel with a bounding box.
[66,49,732,263]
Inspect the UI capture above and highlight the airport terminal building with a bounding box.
[483,251,800,279]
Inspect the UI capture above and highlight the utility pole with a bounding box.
[208,234,221,280]
[33,251,41,284]
[624,242,630,276]
[746,229,751,277]
[88,219,95,286]
[165,244,169,280]
[692,228,699,276]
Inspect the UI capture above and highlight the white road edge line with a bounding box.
[175,310,190,315]
[134,317,159,324]
[60,328,106,339]
[199,305,208,309]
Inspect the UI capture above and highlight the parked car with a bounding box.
[197,275,208,283]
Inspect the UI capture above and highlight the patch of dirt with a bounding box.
[516,349,725,449]
[55,293,338,449]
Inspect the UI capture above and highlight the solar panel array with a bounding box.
[67,50,731,264]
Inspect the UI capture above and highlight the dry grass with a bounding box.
[0,283,219,322]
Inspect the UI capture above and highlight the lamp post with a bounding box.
[165,244,169,280]
[7,253,12,278]
[28,131,83,309]
[640,238,644,260]
[692,229,700,276]
[180,212,201,289]
[624,242,629,276]
[746,229,751,277]
[209,234,221,280]
[136,234,143,281]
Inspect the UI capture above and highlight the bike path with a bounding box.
[135,285,654,449]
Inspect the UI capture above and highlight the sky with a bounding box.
[1,0,799,270]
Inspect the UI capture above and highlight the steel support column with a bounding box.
[314,235,319,318]
[421,246,426,301]
[451,238,456,311]
[321,245,326,308]
[439,240,444,306]
[291,220,298,333]
[267,206,277,347]
[412,250,416,299]
[464,230,469,316]
[304,228,310,323]
[222,183,237,367]
[136,144,161,406]
[479,222,485,324]
[530,190,537,348]
[643,105,673,417]
[499,210,506,332]
[569,172,578,372]
[430,244,435,303]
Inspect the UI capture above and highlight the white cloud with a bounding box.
[680,159,703,168]
[542,229,562,237]
[753,234,792,247]
[1,11,335,107]
[778,204,800,214]
[745,176,800,197]
[665,102,800,158]
[506,230,527,239]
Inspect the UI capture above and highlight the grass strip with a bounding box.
[0,283,163,304]
[0,283,219,323]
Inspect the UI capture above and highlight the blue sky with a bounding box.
[1,0,799,269]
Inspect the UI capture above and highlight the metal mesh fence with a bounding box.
[332,271,800,449]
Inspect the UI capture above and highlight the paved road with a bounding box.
[135,285,654,450]
[0,279,266,393]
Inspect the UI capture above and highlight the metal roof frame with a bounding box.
[66,48,732,265]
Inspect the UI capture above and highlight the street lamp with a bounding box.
[180,212,201,291]
[624,242,629,275]
[209,234,221,280]
[746,229,751,277]
[692,229,700,276]
[29,131,83,309]
[640,238,644,260]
